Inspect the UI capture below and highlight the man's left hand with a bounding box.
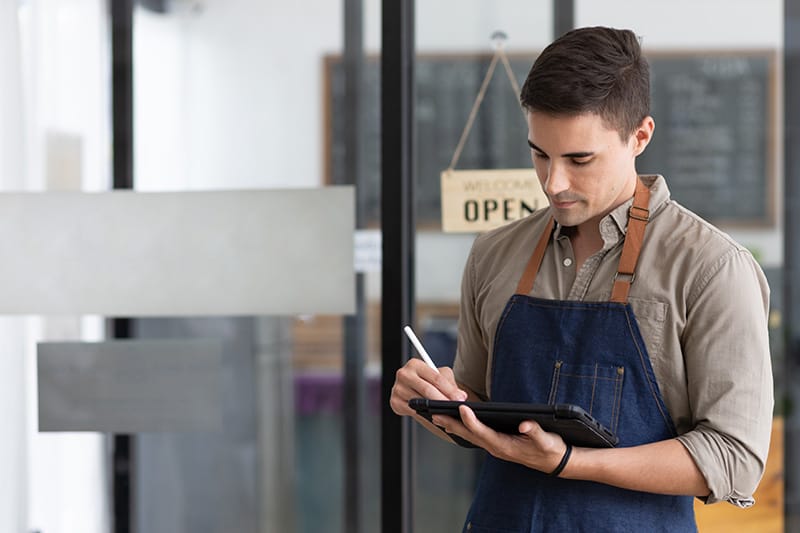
[433,404,569,474]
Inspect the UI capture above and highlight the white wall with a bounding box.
[416,0,552,51]
[0,4,27,527]
[134,0,555,193]
[134,0,344,191]
[577,0,783,49]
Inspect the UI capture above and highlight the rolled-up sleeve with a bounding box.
[676,248,773,507]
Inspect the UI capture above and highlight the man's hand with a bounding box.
[389,359,468,418]
[433,404,568,474]
[434,405,711,496]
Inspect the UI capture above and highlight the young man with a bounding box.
[390,27,773,531]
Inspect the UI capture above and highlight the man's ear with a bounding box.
[632,116,655,156]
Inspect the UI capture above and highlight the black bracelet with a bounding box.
[550,443,572,477]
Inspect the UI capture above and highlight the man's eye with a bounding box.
[572,158,592,166]
[534,152,548,160]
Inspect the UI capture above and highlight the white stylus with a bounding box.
[403,325,440,373]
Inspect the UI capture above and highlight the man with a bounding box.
[389,26,773,532]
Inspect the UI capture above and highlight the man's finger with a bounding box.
[518,420,543,436]
[437,367,469,401]
[458,404,493,436]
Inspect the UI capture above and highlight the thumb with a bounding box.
[518,420,542,436]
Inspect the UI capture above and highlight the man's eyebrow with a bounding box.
[527,139,594,158]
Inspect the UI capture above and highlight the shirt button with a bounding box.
[563,258,573,267]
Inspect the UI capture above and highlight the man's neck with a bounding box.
[568,220,605,271]
[568,174,640,270]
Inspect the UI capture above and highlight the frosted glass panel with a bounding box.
[38,339,223,432]
[0,187,355,315]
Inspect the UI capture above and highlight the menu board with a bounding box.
[637,52,776,225]
[326,51,776,227]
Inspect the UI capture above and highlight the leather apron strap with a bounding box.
[610,178,651,303]
[515,217,554,295]
[515,178,651,304]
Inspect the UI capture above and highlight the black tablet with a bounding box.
[409,398,618,448]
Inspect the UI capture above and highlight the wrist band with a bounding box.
[550,443,572,477]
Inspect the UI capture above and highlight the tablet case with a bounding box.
[409,398,619,448]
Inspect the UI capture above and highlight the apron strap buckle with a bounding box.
[628,205,650,222]
[614,271,636,284]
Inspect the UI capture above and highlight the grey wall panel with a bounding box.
[38,339,223,432]
[0,187,355,315]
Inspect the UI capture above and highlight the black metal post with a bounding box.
[552,0,574,39]
[381,0,415,532]
[343,0,366,531]
[110,1,134,532]
[112,0,133,191]
[784,1,800,530]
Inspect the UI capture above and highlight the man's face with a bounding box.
[527,111,653,231]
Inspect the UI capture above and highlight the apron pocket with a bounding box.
[547,360,624,433]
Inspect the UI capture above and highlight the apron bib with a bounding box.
[463,180,696,533]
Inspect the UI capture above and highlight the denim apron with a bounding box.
[462,180,696,532]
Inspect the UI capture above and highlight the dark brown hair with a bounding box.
[520,26,650,140]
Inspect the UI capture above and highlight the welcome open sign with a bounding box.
[440,168,549,233]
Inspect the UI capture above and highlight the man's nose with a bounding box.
[544,163,570,197]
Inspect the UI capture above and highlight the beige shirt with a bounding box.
[453,175,773,507]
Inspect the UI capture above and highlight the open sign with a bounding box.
[440,168,549,233]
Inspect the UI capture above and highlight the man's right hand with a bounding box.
[389,359,469,418]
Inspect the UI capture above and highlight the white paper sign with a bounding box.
[354,229,382,273]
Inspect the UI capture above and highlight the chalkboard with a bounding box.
[638,52,776,226]
[325,51,776,227]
